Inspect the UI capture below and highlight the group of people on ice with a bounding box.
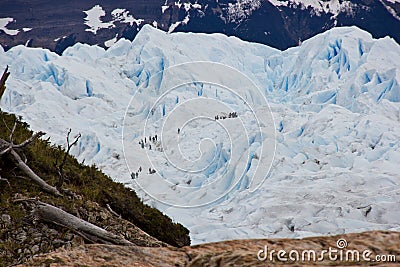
[138,134,162,151]
[214,112,238,120]
[131,166,157,179]
[132,133,161,179]
[132,111,238,180]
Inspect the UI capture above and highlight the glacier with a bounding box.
[1,25,400,244]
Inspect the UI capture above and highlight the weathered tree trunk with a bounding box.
[10,149,62,196]
[0,65,10,101]
[33,201,133,246]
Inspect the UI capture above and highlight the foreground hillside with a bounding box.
[0,109,189,266]
[21,231,400,266]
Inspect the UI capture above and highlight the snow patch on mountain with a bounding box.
[227,0,262,23]
[111,8,144,26]
[83,5,144,34]
[83,5,115,34]
[380,0,400,20]
[0,17,20,36]
[168,15,190,33]
[162,5,170,13]
[162,1,202,14]
[1,25,400,244]
[0,18,33,36]
[268,0,356,17]
[163,1,202,32]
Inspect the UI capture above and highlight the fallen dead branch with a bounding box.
[31,201,132,246]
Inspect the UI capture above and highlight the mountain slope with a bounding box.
[0,0,399,53]
[0,25,399,244]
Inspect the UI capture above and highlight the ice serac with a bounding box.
[0,25,400,244]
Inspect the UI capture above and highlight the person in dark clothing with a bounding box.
[178,128,180,134]
[155,134,158,141]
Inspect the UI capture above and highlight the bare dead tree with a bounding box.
[30,200,132,245]
[0,65,10,101]
[0,171,11,187]
[0,118,62,196]
[55,129,81,189]
[106,203,121,218]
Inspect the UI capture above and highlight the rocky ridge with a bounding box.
[22,230,400,266]
[0,199,165,266]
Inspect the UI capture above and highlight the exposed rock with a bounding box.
[0,198,165,266]
[74,200,166,247]
[21,230,400,266]
[0,214,11,226]
[31,245,40,255]
[15,230,27,243]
